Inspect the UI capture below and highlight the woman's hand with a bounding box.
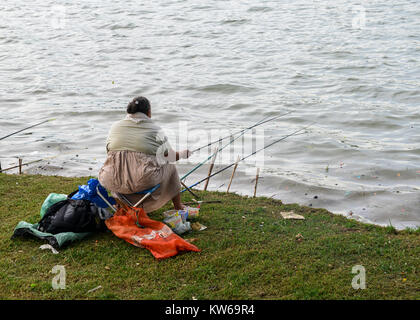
[177,149,192,160]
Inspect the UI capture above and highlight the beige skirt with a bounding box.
[98,150,180,212]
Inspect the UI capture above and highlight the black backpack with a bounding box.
[38,191,108,234]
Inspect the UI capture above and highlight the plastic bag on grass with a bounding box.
[163,206,200,222]
[163,213,191,235]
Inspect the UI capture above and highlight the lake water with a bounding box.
[0,0,419,229]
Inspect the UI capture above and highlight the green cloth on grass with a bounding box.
[12,221,91,249]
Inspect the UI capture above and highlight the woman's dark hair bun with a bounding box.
[127,96,151,115]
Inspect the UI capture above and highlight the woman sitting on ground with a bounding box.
[99,96,191,212]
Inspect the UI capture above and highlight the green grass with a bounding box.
[0,173,419,300]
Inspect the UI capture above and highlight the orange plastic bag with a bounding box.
[105,204,200,259]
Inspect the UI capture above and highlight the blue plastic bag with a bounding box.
[71,178,116,208]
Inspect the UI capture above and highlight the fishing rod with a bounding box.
[181,123,315,192]
[191,110,293,153]
[0,118,55,141]
[180,114,286,195]
[180,111,294,180]
[180,114,280,180]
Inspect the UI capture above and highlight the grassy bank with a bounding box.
[0,173,419,300]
